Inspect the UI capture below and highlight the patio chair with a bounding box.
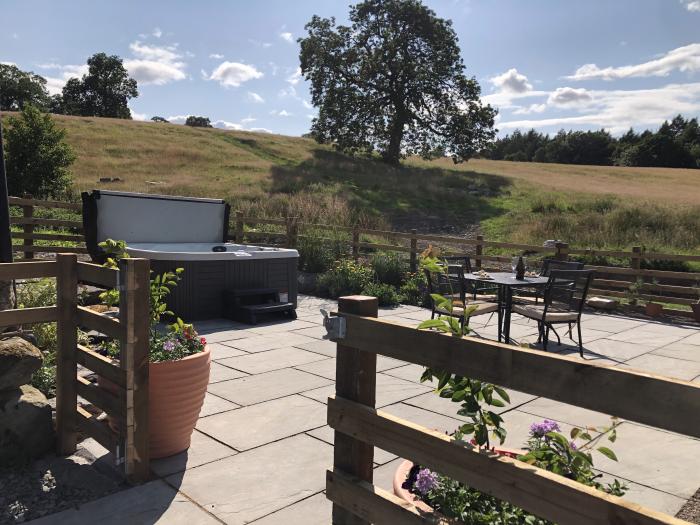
[514,258,585,304]
[443,255,498,301]
[511,269,595,357]
[424,266,498,331]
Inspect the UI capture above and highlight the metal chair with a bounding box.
[443,255,498,301]
[424,266,498,331]
[512,269,595,357]
[532,259,585,303]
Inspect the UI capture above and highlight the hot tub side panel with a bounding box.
[151,257,297,321]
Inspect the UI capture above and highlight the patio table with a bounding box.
[461,272,549,344]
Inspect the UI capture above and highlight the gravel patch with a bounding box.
[0,442,124,524]
[677,487,700,524]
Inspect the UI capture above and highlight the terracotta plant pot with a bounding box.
[691,303,700,323]
[98,345,211,459]
[645,302,663,317]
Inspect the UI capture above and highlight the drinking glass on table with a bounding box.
[511,256,519,274]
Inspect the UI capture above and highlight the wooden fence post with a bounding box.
[555,242,569,261]
[631,246,642,271]
[332,295,378,525]
[409,229,417,273]
[475,235,483,269]
[235,211,244,244]
[22,196,34,260]
[119,258,151,483]
[352,227,360,261]
[285,216,299,249]
[55,253,78,455]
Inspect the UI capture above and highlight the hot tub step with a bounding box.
[224,288,297,324]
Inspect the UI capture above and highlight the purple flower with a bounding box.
[414,468,439,495]
[529,419,561,438]
[569,440,578,450]
[163,340,177,352]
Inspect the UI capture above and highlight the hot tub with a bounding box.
[82,190,298,320]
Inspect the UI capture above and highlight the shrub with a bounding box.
[297,234,349,273]
[370,252,407,287]
[4,104,75,198]
[317,259,373,298]
[399,271,427,306]
[361,282,400,307]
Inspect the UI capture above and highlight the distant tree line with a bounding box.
[483,115,700,169]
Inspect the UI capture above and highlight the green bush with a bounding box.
[317,259,373,298]
[370,252,407,287]
[297,233,349,273]
[362,281,400,307]
[399,271,428,306]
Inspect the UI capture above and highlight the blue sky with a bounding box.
[2,0,699,136]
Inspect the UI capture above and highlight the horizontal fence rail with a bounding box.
[327,296,699,525]
[7,195,699,312]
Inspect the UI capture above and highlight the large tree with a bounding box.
[299,0,496,165]
[0,64,50,111]
[60,53,138,119]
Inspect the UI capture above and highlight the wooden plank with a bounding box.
[244,231,286,238]
[76,406,119,452]
[482,240,556,252]
[76,306,125,339]
[241,216,287,226]
[0,260,56,279]
[0,306,57,327]
[76,345,125,388]
[77,262,119,288]
[22,200,34,259]
[415,233,479,245]
[299,222,355,233]
[9,196,82,210]
[55,254,78,455]
[12,245,88,254]
[356,228,415,240]
[12,232,85,242]
[333,296,379,525]
[326,469,452,525]
[119,258,151,483]
[335,314,700,438]
[76,376,124,418]
[357,242,412,253]
[588,288,696,305]
[328,397,687,525]
[586,265,700,280]
[593,279,699,297]
[568,248,633,258]
[10,217,83,229]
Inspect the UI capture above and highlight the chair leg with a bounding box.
[568,322,574,339]
[536,321,543,343]
[543,325,549,351]
[577,322,584,358]
[551,326,561,346]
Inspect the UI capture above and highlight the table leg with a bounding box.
[504,287,513,344]
[497,284,504,342]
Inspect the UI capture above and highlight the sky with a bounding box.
[2,0,700,137]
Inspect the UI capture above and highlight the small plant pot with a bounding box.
[691,303,700,323]
[98,345,211,459]
[645,302,663,317]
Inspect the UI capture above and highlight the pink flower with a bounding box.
[200,337,206,345]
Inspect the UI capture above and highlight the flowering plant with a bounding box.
[150,318,206,363]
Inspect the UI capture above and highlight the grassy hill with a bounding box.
[3,113,700,253]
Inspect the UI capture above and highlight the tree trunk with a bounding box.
[382,116,405,166]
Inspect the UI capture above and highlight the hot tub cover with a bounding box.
[82,190,230,261]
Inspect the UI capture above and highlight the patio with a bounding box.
[31,295,700,524]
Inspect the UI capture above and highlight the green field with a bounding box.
[3,113,700,254]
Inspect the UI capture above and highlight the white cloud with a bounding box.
[681,0,700,11]
[166,114,263,132]
[247,92,265,103]
[546,87,593,107]
[490,68,533,94]
[499,82,700,134]
[37,63,89,95]
[124,41,187,85]
[209,53,224,59]
[270,109,292,117]
[1,61,17,66]
[212,119,243,130]
[279,32,294,43]
[566,43,700,81]
[166,114,190,124]
[513,103,547,115]
[278,85,297,98]
[131,110,148,121]
[250,127,273,133]
[153,27,163,38]
[286,67,302,85]
[481,89,548,109]
[302,99,313,109]
[241,117,256,124]
[208,61,263,87]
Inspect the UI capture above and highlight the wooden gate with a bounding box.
[326,296,699,524]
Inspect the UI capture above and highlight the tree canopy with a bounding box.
[299,0,496,165]
[3,105,75,198]
[60,53,138,119]
[0,64,50,111]
[185,116,212,128]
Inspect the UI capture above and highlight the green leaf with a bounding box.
[493,386,510,403]
[417,319,447,330]
[570,428,581,440]
[597,447,618,462]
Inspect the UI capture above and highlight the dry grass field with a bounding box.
[3,113,699,253]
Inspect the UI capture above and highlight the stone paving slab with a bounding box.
[167,434,331,525]
[199,392,240,417]
[207,367,332,406]
[291,338,336,357]
[651,342,700,363]
[29,479,221,525]
[209,342,249,360]
[249,492,330,524]
[151,429,237,478]
[621,352,700,381]
[224,333,318,353]
[196,394,326,451]
[209,361,249,383]
[216,346,328,374]
[305,425,397,465]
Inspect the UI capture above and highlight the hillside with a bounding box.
[3,113,700,252]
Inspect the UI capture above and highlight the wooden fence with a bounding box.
[8,196,700,313]
[0,254,151,483]
[327,296,699,524]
